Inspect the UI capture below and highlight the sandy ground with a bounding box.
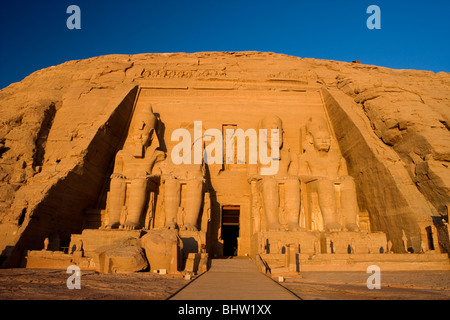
[281,271,450,300]
[0,269,188,300]
[0,268,449,300]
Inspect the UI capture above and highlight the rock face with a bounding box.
[141,229,182,272]
[0,52,448,268]
[91,238,148,274]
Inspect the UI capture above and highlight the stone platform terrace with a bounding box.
[261,252,450,273]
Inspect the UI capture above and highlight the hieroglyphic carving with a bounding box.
[141,69,227,79]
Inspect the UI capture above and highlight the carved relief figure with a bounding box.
[103,105,166,230]
[43,237,49,251]
[299,117,359,232]
[402,230,409,253]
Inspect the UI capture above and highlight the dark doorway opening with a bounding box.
[426,226,435,251]
[222,206,240,257]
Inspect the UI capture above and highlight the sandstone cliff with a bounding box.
[0,52,448,266]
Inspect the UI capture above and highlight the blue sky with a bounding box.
[0,0,449,89]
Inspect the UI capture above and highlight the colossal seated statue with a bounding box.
[159,165,205,232]
[154,123,205,232]
[299,117,360,232]
[248,115,301,232]
[103,105,165,230]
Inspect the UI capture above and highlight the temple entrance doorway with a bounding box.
[221,206,240,257]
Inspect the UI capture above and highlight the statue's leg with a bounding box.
[105,177,126,229]
[261,177,284,231]
[339,177,360,232]
[182,179,203,231]
[315,179,343,232]
[284,178,301,231]
[124,177,147,230]
[164,179,181,229]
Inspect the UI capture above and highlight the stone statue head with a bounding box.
[132,104,158,157]
[259,115,284,149]
[307,117,331,152]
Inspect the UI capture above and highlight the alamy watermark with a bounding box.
[367,5,381,30]
[67,5,81,30]
[66,265,81,290]
[366,265,381,290]
[171,121,280,176]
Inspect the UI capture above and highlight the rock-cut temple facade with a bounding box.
[0,52,449,274]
